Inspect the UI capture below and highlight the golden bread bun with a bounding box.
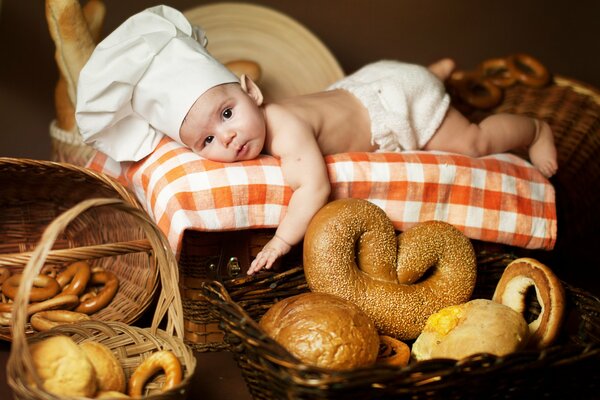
[259,292,379,370]
[412,299,529,360]
[79,341,126,393]
[96,390,131,398]
[29,335,97,397]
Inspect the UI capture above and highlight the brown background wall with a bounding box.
[1,0,599,159]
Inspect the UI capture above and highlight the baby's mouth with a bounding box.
[236,143,247,157]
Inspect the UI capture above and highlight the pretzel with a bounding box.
[0,268,11,286]
[505,53,550,88]
[493,257,565,349]
[56,261,91,296]
[74,270,118,314]
[128,350,182,397]
[478,57,517,88]
[30,309,91,331]
[0,294,79,326]
[448,70,503,110]
[1,274,61,302]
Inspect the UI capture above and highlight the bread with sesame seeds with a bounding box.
[303,198,477,340]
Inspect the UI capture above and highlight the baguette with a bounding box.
[52,0,106,131]
[46,0,96,105]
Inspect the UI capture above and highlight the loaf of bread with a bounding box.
[412,299,529,360]
[79,341,126,393]
[29,335,97,397]
[259,292,380,370]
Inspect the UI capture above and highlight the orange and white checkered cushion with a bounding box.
[87,137,556,255]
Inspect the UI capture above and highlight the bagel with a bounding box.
[377,335,410,367]
[1,274,61,301]
[303,198,477,340]
[128,350,182,397]
[492,257,565,349]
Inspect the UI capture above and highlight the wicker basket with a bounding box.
[6,198,196,400]
[0,157,158,341]
[49,120,96,167]
[462,75,600,280]
[200,253,600,399]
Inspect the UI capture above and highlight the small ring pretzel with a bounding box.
[128,350,182,397]
[478,57,517,88]
[0,268,11,286]
[377,335,410,367]
[30,309,91,331]
[492,257,565,349]
[74,270,118,314]
[1,274,61,301]
[448,70,503,109]
[56,261,92,296]
[0,294,79,326]
[505,53,550,88]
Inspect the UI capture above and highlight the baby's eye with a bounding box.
[222,108,233,120]
[204,135,214,145]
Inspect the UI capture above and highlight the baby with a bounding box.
[76,6,557,275]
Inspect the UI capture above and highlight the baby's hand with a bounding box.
[247,235,292,275]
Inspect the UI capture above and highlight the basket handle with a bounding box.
[8,198,185,381]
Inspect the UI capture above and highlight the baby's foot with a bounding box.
[529,120,558,178]
[428,58,456,81]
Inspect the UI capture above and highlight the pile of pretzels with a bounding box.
[0,261,119,331]
[447,53,551,109]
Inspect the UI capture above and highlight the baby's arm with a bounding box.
[247,127,330,275]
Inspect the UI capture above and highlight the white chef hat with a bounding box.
[75,5,239,161]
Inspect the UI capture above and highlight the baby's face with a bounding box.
[180,82,266,162]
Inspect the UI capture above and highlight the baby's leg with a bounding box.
[427,58,455,81]
[425,107,558,177]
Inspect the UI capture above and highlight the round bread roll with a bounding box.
[412,299,529,361]
[29,335,97,397]
[259,292,380,370]
[79,341,126,393]
[96,390,131,398]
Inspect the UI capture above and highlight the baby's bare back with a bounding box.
[277,89,377,155]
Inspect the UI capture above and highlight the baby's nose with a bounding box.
[220,131,236,146]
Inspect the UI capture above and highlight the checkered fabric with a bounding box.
[88,137,556,255]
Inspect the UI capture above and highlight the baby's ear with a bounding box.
[240,74,264,106]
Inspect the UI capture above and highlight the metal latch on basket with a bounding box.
[227,257,241,277]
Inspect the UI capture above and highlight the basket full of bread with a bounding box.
[6,197,195,400]
[200,198,600,399]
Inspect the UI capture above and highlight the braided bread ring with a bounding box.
[492,257,565,349]
[303,199,477,340]
[128,350,182,397]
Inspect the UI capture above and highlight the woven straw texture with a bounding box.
[200,252,600,399]
[6,198,195,400]
[0,158,158,341]
[49,121,96,167]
